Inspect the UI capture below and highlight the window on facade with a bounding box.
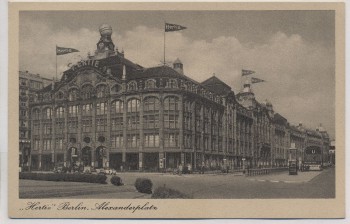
[164,97,179,129]
[56,107,65,118]
[96,102,107,115]
[33,139,40,151]
[143,97,160,129]
[111,135,123,148]
[81,85,93,99]
[55,138,63,150]
[82,120,92,132]
[127,99,140,112]
[20,110,26,117]
[111,117,123,131]
[82,104,92,115]
[55,121,65,133]
[20,131,26,138]
[111,100,123,113]
[127,81,137,91]
[127,134,139,148]
[145,79,156,89]
[33,121,40,135]
[127,116,139,130]
[96,85,108,98]
[68,89,78,101]
[166,79,178,88]
[44,108,52,119]
[68,105,78,117]
[164,133,178,147]
[96,118,107,132]
[43,139,52,151]
[56,92,64,100]
[111,85,121,94]
[43,123,52,135]
[144,133,159,147]
[68,120,78,133]
[184,134,192,148]
[20,78,27,86]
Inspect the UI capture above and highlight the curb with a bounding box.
[248,178,308,183]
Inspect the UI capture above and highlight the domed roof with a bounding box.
[99,24,112,36]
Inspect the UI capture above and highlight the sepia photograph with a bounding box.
[8,2,345,219]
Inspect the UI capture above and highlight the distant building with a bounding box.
[26,24,331,171]
[329,140,335,164]
[19,71,52,169]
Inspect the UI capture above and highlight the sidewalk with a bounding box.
[247,171,322,183]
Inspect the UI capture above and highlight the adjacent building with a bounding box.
[19,71,52,169]
[26,24,331,171]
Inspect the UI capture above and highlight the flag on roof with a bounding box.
[251,77,265,84]
[165,23,187,32]
[242,69,255,76]
[56,46,79,55]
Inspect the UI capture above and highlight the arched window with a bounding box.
[145,79,156,89]
[127,99,140,130]
[56,91,64,100]
[33,108,40,120]
[96,85,108,98]
[56,106,64,118]
[111,84,121,94]
[144,97,160,111]
[127,98,140,113]
[166,79,178,88]
[43,108,52,119]
[127,81,137,91]
[68,89,78,101]
[111,100,124,113]
[164,96,179,129]
[43,93,51,102]
[81,84,94,100]
[143,97,160,129]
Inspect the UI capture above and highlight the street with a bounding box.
[19,167,335,199]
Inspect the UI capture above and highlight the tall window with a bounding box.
[96,102,107,115]
[111,135,124,148]
[127,99,140,112]
[55,138,63,150]
[43,123,52,135]
[111,117,123,131]
[56,106,64,118]
[127,134,140,148]
[96,118,107,132]
[166,79,178,88]
[144,133,159,147]
[127,81,137,91]
[96,85,108,98]
[43,108,52,119]
[33,121,40,135]
[82,119,92,132]
[33,109,40,120]
[82,104,92,115]
[127,99,140,130]
[111,100,123,113]
[164,96,179,129]
[143,97,160,129]
[68,120,78,133]
[81,85,93,100]
[68,89,78,101]
[68,105,78,117]
[164,133,178,147]
[33,139,40,151]
[43,139,52,151]
[55,120,65,134]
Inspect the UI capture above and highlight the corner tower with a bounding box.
[94,24,116,59]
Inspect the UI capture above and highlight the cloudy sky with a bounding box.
[19,11,335,138]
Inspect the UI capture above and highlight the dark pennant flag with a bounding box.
[242,69,255,76]
[165,23,187,32]
[251,77,265,84]
[56,46,79,55]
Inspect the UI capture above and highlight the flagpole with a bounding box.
[163,22,166,66]
[55,45,57,81]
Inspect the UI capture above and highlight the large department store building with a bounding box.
[27,24,331,171]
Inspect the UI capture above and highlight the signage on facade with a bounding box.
[71,60,103,72]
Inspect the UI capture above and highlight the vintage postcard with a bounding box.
[8,2,345,219]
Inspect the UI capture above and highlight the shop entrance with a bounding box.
[126,153,139,170]
[82,147,92,166]
[143,153,159,171]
